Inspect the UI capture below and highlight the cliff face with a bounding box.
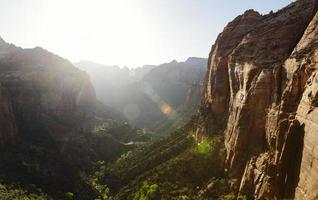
[198,0,318,199]
[0,40,101,198]
[0,41,96,145]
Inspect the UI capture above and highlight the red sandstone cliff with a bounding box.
[198,0,318,199]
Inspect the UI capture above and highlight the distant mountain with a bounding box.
[75,61,156,107]
[75,57,207,133]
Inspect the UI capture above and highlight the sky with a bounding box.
[0,0,293,68]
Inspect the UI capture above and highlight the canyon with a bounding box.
[0,0,317,199]
[97,2,318,199]
[75,58,207,133]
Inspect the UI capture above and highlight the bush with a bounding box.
[196,141,211,155]
[0,183,49,200]
[89,161,112,200]
[65,192,74,200]
[133,181,160,200]
[238,195,248,200]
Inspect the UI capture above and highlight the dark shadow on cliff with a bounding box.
[283,124,305,199]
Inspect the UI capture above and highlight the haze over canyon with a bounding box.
[0,0,317,200]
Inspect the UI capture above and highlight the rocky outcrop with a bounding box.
[0,41,97,145]
[198,0,318,199]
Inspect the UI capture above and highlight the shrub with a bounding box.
[196,141,211,155]
[133,181,160,200]
[238,195,248,200]
[89,161,112,200]
[65,192,74,200]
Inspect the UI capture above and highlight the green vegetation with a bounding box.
[0,112,150,199]
[133,181,160,200]
[93,119,152,144]
[238,195,249,200]
[89,161,112,200]
[196,140,212,155]
[222,194,236,200]
[94,121,235,199]
[65,192,74,200]
[0,183,50,200]
[0,120,239,199]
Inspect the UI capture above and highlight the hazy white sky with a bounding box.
[0,0,292,68]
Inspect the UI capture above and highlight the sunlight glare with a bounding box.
[38,0,155,67]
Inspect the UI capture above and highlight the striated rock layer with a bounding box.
[198,0,318,199]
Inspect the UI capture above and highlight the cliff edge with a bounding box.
[197,0,318,199]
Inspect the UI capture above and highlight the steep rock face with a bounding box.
[200,9,262,133]
[0,42,96,145]
[0,42,96,143]
[0,83,18,144]
[0,39,104,198]
[198,0,318,199]
[293,12,318,200]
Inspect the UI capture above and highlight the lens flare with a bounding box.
[160,102,172,115]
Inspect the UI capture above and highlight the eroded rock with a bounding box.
[198,0,318,199]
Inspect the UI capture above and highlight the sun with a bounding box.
[36,0,156,67]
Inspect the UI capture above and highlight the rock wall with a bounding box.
[198,0,318,199]
[293,11,318,200]
[0,40,97,145]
